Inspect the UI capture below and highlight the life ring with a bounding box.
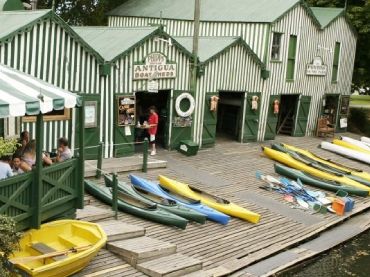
[175,93,195,117]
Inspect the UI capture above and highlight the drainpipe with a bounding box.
[30,0,37,10]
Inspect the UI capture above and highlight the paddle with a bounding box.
[9,244,92,264]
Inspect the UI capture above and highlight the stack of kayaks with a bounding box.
[158,175,261,223]
[129,175,230,225]
[262,145,370,195]
[84,179,188,229]
[360,136,370,147]
[321,137,370,165]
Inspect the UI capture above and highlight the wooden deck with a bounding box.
[76,133,370,276]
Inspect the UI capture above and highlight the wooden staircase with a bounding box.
[277,110,294,135]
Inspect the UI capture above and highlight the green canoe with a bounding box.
[104,175,207,224]
[274,163,369,197]
[272,143,370,187]
[84,179,188,229]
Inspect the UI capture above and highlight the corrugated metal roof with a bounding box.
[72,26,159,61]
[0,10,50,41]
[107,0,300,23]
[175,37,238,62]
[310,7,344,28]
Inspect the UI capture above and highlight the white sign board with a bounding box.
[340,118,348,128]
[306,56,327,76]
[133,53,177,80]
[148,80,159,93]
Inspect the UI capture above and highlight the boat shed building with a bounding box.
[108,0,357,144]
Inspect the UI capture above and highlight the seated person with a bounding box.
[0,155,13,180]
[56,137,72,162]
[12,152,24,175]
[20,140,53,172]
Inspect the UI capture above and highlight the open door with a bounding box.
[293,95,311,137]
[243,92,261,142]
[202,92,219,147]
[264,95,281,140]
[169,90,193,149]
[336,95,350,133]
[114,94,135,157]
[75,94,100,160]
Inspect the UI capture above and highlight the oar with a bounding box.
[9,244,92,264]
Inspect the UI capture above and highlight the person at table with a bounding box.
[56,137,72,162]
[20,140,53,172]
[18,130,30,152]
[12,152,24,175]
[146,106,158,156]
[0,155,13,180]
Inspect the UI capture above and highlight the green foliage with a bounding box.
[0,138,19,158]
[0,215,21,277]
[348,108,370,135]
[307,0,370,88]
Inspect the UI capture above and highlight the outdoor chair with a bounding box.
[316,116,335,137]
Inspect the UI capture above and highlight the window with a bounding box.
[271,33,282,60]
[332,42,340,82]
[286,35,297,81]
[22,108,71,123]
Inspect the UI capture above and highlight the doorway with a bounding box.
[216,91,244,141]
[276,94,299,135]
[135,90,170,149]
[322,94,340,127]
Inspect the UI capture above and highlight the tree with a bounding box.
[307,0,370,88]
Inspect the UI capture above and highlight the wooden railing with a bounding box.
[0,158,80,231]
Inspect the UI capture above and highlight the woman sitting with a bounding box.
[20,140,53,172]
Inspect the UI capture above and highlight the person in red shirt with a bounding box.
[147,106,159,156]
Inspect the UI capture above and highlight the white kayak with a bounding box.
[361,136,370,147]
[341,136,370,151]
[320,141,370,165]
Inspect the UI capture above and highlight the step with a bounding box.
[98,220,146,243]
[107,236,177,266]
[76,205,113,222]
[137,253,202,277]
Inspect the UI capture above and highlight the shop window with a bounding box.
[286,35,297,81]
[271,33,282,61]
[332,42,341,83]
[22,108,71,122]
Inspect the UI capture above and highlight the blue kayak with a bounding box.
[130,175,230,225]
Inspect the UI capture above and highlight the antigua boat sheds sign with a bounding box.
[306,56,327,76]
[133,52,177,80]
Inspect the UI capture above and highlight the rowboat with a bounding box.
[129,174,230,225]
[262,146,370,194]
[10,220,106,277]
[281,143,370,181]
[272,143,370,187]
[333,139,370,155]
[321,141,370,165]
[158,175,261,224]
[84,179,188,229]
[341,136,370,151]
[274,163,369,197]
[104,175,207,224]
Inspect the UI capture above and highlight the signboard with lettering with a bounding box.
[133,53,177,80]
[148,80,159,93]
[306,56,327,76]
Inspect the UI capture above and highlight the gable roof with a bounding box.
[108,0,300,23]
[310,7,344,28]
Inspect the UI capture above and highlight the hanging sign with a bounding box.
[306,56,327,76]
[133,53,177,80]
[147,80,159,93]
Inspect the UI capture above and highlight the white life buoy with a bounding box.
[175,92,195,117]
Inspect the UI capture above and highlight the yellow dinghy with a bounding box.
[333,139,370,155]
[262,147,370,194]
[9,220,107,277]
[282,143,370,182]
[158,175,261,223]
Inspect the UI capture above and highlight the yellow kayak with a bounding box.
[158,175,261,223]
[333,139,370,155]
[10,220,107,277]
[282,143,370,182]
[263,147,370,194]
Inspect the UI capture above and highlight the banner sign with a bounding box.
[133,53,177,80]
[306,56,327,76]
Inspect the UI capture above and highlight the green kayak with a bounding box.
[84,179,188,229]
[104,175,207,224]
[274,163,369,197]
[272,143,370,187]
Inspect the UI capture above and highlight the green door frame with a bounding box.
[322,93,340,129]
[242,92,262,142]
[264,94,281,140]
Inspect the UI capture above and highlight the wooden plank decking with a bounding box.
[76,133,370,276]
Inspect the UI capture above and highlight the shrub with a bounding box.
[0,215,21,277]
[348,108,370,136]
[0,138,19,158]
